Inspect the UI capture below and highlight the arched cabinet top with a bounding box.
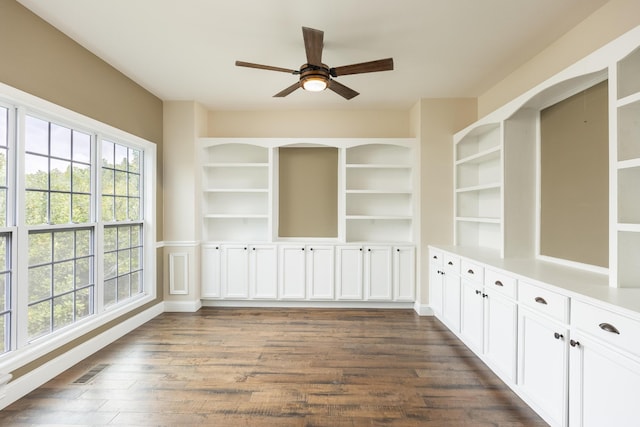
[198,137,417,150]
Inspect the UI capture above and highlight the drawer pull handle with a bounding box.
[432,255,438,259]
[482,293,488,298]
[599,323,620,335]
[448,261,453,266]
[535,297,548,305]
[570,339,580,348]
[475,290,482,295]
[494,280,504,287]
[553,332,564,340]
[467,269,474,275]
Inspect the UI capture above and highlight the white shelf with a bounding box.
[617,92,640,108]
[617,46,640,100]
[456,183,501,193]
[346,164,412,170]
[204,188,269,193]
[204,214,268,219]
[346,215,412,220]
[203,162,269,168]
[346,189,412,194]
[617,99,640,162]
[455,123,501,159]
[456,146,501,165]
[456,217,501,224]
[617,223,640,232]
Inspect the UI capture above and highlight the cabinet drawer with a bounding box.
[518,281,569,323]
[443,254,460,273]
[460,259,484,283]
[430,249,444,266]
[484,268,517,299]
[572,300,640,357]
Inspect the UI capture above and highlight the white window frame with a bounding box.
[0,81,157,374]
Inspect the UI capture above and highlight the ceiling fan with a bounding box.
[235,27,394,100]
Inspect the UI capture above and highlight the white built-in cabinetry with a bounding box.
[430,246,640,427]
[199,138,417,305]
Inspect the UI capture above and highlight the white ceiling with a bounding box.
[17,0,609,111]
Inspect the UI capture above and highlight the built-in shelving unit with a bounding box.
[345,143,414,243]
[615,46,640,287]
[201,142,271,242]
[454,123,503,252]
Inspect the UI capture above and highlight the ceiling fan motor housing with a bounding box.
[299,63,330,90]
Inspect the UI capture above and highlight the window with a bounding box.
[0,85,155,365]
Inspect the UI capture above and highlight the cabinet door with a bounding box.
[279,245,306,299]
[336,246,363,300]
[250,245,277,299]
[429,252,444,317]
[393,246,415,301]
[221,244,249,298]
[569,332,640,427]
[442,272,461,332]
[307,245,334,300]
[484,290,517,384]
[518,307,568,427]
[364,246,392,300]
[201,245,221,298]
[460,279,484,354]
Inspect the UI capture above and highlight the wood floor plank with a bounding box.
[0,308,547,426]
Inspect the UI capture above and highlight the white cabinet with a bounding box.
[250,245,278,299]
[364,246,392,300]
[569,299,640,427]
[460,278,485,354]
[568,331,640,427]
[483,288,518,383]
[279,245,307,299]
[441,257,462,332]
[221,244,250,298]
[306,245,334,300]
[201,244,221,298]
[393,246,415,301]
[428,249,444,316]
[518,305,569,427]
[336,245,363,300]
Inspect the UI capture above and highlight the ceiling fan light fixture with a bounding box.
[302,76,328,92]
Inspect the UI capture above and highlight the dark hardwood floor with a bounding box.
[0,308,546,426]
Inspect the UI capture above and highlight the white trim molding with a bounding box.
[168,252,189,295]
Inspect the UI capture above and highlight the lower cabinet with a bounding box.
[250,245,278,299]
[336,245,364,300]
[429,246,640,427]
[279,245,307,299]
[364,246,393,300]
[518,306,569,427]
[222,244,250,298]
[201,243,415,304]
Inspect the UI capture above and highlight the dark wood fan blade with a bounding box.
[331,58,394,77]
[328,79,359,100]
[273,81,301,97]
[302,27,324,66]
[235,61,297,74]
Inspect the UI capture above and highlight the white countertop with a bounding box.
[431,245,640,320]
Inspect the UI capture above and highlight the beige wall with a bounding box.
[208,110,411,138]
[0,0,164,380]
[478,0,640,118]
[415,98,477,305]
[540,81,609,267]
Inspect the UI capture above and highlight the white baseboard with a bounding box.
[0,302,164,410]
[164,299,203,312]
[413,303,434,316]
[201,300,415,310]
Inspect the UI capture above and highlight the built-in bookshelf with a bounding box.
[345,143,414,243]
[615,46,640,287]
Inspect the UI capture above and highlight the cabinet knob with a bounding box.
[397,248,400,252]
[243,247,247,250]
[368,249,371,252]
[360,248,363,251]
[535,297,548,305]
[448,261,453,266]
[252,247,255,251]
[302,247,305,251]
[599,322,620,335]
[570,339,580,348]
[482,293,488,298]
[494,280,503,287]
[553,332,564,340]
[475,290,481,295]
[467,269,474,274]
[432,255,438,259]
[215,246,219,250]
